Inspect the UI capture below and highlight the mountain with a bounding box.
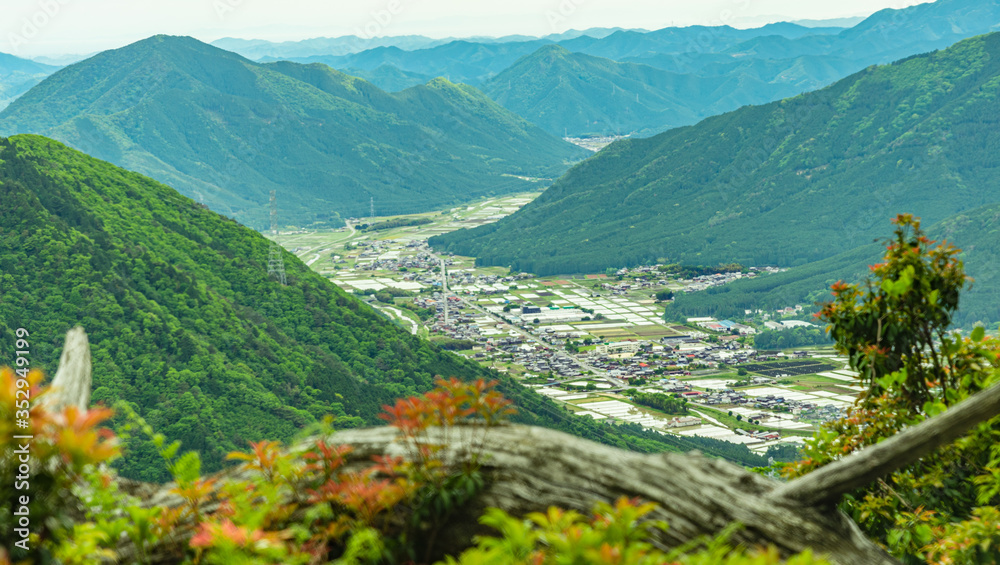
[488,1,1000,137]
[724,0,1000,64]
[483,45,707,136]
[0,52,58,110]
[297,25,838,87]
[0,135,775,480]
[212,35,455,60]
[289,40,554,85]
[275,1,1000,138]
[430,33,1000,276]
[0,36,586,227]
[481,45,857,137]
[341,64,433,91]
[214,29,644,63]
[791,17,867,28]
[0,134,496,480]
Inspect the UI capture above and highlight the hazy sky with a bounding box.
[3,0,931,58]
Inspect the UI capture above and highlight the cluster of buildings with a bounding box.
[799,404,846,423]
[481,341,586,378]
[511,305,589,325]
[762,319,818,331]
[701,389,751,406]
[664,416,703,429]
[363,250,444,273]
[687,318,757,335]
[734,428,781,441]
[679,272,756,292]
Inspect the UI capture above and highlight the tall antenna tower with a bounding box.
[267,190,287,286]
[441,257,448,326]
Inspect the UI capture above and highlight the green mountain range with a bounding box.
[0,36,586,228]
[0,135,776,480]
[0,53,58,110]
[430,32,1000,278]
[481,45,858,137]
[264,0,1000,137]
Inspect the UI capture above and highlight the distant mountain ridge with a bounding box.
[481,44,859,137]
[429,32,1000,277]
[210,28,644,60]
[259,0,1000,137]
[0,35,586,227]
[0,52,58,110]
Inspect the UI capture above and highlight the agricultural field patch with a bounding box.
[741,360,838,378]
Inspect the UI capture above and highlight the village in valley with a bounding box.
[270,193,863,456]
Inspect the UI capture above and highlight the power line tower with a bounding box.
[441,257,448,326]
[267,191,287,286]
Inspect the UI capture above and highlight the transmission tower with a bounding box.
[267,191,287,286]
[441,257,448,326]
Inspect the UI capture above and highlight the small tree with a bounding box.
[787,214,1000,562]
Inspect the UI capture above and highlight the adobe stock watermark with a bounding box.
[7,0,73,55]
[214,0,246,20]
[355,0,411,40]
[545,0,587,33]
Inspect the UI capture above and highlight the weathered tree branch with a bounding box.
[39,326,91,413]
[770,381,1000,506]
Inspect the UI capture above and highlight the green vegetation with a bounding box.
[753,327,831,349]
[341,64,432,92]
[787,215,1000,561]
[483,44,850,138]
[361,217,434,232]
[630,391,689,414]
[433,33,1000,280]
[0,36,587,227]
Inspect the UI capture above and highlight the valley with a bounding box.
[5,1,1000,562]
[273,192,860,456]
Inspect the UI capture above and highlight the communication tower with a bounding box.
[267,191,287,286]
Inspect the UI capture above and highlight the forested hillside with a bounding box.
[668,200,1000,327]
[0,135,776,481]
[0,36,587,227]
[431,32,1000,276]
[482,45,858,137]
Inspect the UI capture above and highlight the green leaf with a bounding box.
[972,326,985,343]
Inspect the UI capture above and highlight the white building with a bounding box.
[595,341,642,356]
